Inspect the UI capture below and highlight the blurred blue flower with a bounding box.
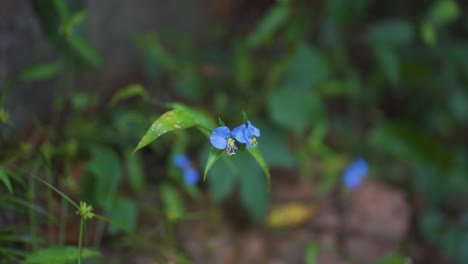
[210,126,237,155]
[343,157,368,189]
[173,154,200,185]
[232,120,260,148]
[173,154,190,169]
[183,167,200,185]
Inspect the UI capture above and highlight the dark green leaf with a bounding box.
[246,2,290,47]
[369,19,415,47]
[239,154,269,222]
[206,154,238,202]
[67,35,103,67]
[370,122,454,170]
[268,87,324,135]
[0,167,13,194]
[373,44,399,84]
[247,147,271,189]
[203,148,224,181]
[283,44,330,91]
[125,150,145,195]
[88,146,122,208]
[108,197,138,234]
[256,123,295,168]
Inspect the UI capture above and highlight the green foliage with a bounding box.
[87,145,122,209]
[23,246,100,264]
[3,0,468,262]
[246,1,290,48]
[134,105,214,152]
[0,167,13,194]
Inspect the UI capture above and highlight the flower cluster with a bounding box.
[76,201,95,220]
[210,120,260,155]
[173,154,200,185]
[342,157,368,189]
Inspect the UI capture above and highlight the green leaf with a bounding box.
[160,184,185,221]
[0,167,13,194]
[268,86,324,135]
[23,246,100,264]
[305,243,320,264]
[135,106,214,152]
[207,160,237,202]
[108,84,149,107]
[370,122,454,170]
[283,44,330,91]
[134,33,177,71]
[17,62,61,82]
[67,35,103,67]
[88,146,122,208]
[234,43,253,89]
[373,44,399,84]
[247,147,271,189]
[108,197,138,235]
[257,123,295,168]
[239,156,269,222]
[246,2,290,48]
[203,148,224,180]
[420,22,437,46]
[125,150,145,195]
[428,0,460,25]
[369,19,415,47]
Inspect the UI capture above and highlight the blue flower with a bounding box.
[173,154,190,169]
[183,167,200,185]
[232,120,260,148]
[210,126,237,155]
[173,154,200,185]
[343,157,368,189]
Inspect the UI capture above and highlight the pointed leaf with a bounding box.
[247,147,271,189]
[203,148,224,180]
[17,62,61,82]
[246,2,290,48]
[0,167,13,194]
[135,106,214,152]
[108,84,149,107]
[67,35,103,67]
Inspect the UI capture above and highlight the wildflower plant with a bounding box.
[134,103,270,188]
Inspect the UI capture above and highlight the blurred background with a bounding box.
[1,0,468,263]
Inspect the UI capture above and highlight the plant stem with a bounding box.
[78,217,85,264]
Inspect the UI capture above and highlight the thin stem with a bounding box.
[59,197,68,246]
[78,217,85,264]
[28,165,38,250]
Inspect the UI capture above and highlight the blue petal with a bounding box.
[343,157,368,189]
[232,124,247,143]
[246,120,260,138]
[210,126,230,149]
[173,154,190,169]
[183,167,200,185]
